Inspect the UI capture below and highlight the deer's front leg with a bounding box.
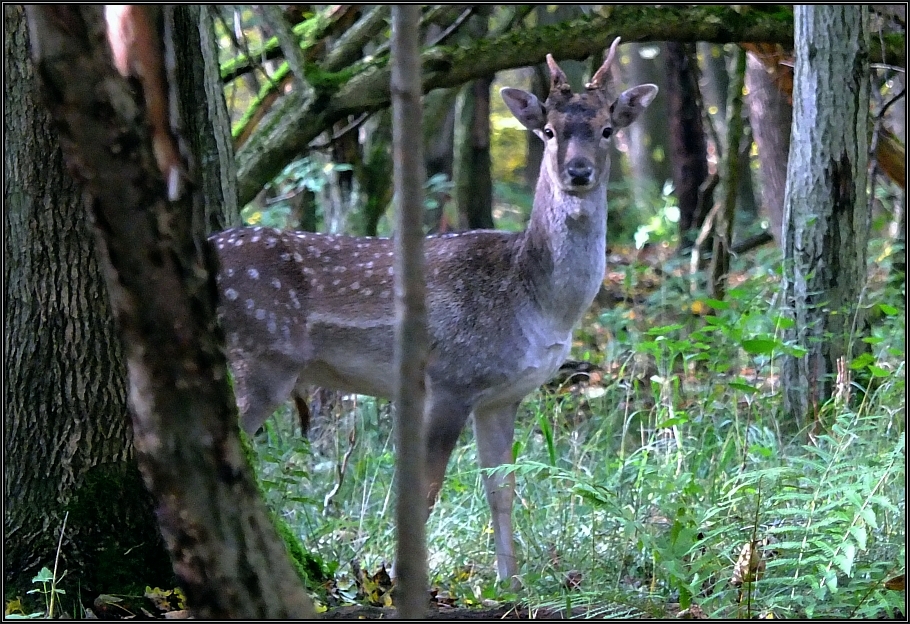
[473,401,520,587]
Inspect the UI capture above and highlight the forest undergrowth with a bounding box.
[251,242,906,619]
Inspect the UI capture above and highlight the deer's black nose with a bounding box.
[566,158,593,185]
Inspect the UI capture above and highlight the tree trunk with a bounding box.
[391,6,429,618]
[3,5,173,603]
[423,88,457,232]
[746,49,792,245]
[665,42,709,250]
[25,6,315,617]
[781,5,870,428]
[455,76,495,229]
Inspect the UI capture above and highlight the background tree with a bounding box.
[745,46,794,245]
[781,5,871,428]
[4,4,172,600]
[665,42,710,250]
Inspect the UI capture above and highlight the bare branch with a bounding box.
[258,4,312,99]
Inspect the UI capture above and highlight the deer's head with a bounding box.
[501,38,658,195]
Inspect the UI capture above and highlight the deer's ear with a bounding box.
[500,88,546,131]
[610,84,658,128]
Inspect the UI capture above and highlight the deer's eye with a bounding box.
[602,127,613,140]
[543,127,555,139]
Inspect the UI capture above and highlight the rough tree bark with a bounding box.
[781,5,871,428]
[24,6,314,618]
[391,6,430,618]
[3,5,173,601]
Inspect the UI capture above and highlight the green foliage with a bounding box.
[245,212,904,615]
[5,567,66,619]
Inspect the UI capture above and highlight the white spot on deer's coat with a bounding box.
[365,261,374,269]
[225,288,238,301]
[362,288,372,297]
[247,268,259,280]
[234,239,243,247]
[293,252,303,263]
[251,235,260,243]
[365,270,373,278]
[280,253,291,262]
[379,290,391,298]
[226,268,235,277]
[255,309,266,320]
[267,320,277,334]
[245,299,255,310]
[332,279,341,286]
[271,278,281,289]
[351,281,360,290]
[266,237,277,248]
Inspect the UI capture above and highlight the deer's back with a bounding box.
[213,227,575,408]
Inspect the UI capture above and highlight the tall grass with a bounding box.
[251,247,905,617]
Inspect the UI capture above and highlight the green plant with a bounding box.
[8,514,70,619]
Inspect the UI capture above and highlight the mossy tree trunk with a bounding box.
[3,4,173,602]
[781,5,871,428]
[25,5,315,617]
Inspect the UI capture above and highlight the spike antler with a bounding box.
[586,37,621,90]
[546,53,571,94]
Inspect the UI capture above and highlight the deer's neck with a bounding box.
[518,170,607,332]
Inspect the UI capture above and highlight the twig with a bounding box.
[876,88,905,121]
[426,7,476,47]
[49,511,69,619]
[731,229,775,254]
[309,113,372,150]
[323,426,357,511]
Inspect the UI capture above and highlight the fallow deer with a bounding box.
[212,38,657,585]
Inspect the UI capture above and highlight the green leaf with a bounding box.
[859,507,879,530]
[729,380,759,394]
[878,303,899,316]
[835,542,856,576]
[741,337,778,355]
[774,315,796,330]
[30,568,53,584]
[868,365,891,377]
[646,323,685,336]
[848,525,867,551]
[849,353,874,370]
[703,298,730,310]
[658,416,688,428]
